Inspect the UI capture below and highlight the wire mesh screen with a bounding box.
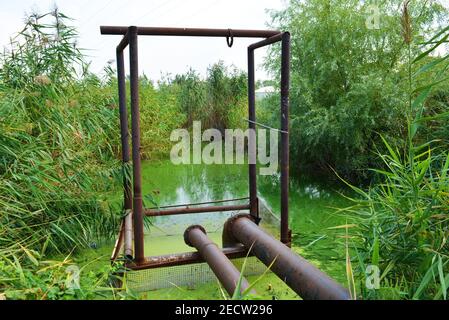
[125,198,279,292]
[125,256,267,292]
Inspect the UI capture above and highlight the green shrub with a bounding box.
[266,0,448,182]
[343,7,449,299]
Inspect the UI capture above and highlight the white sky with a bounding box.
[0,0,287,81]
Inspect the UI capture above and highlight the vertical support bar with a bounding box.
[117,43,133,259]
[247,47,259,221]
[117,46,133,212]
[280,32,291,245]
[129,26,145,263]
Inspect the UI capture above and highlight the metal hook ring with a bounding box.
[226,28,234,47]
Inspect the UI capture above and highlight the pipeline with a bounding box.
[223,215,351,300]
[184,225,254,297]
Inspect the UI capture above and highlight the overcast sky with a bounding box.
[0,0,286,81]
[2,1,448,82]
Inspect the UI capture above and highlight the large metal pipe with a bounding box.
[101,26,280,38]
[129,26,145,263]
[223,215,351,300]
[184,225,253,297]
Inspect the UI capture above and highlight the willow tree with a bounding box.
[265,0,448,181]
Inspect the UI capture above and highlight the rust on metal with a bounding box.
[247,44,259,222]
[280,32,291,245]
[145,204,250,217]
[101,26,281,38]
[184,225,254,296]
[248,32,283,50]
[248,32,291,241]
[117,32,129,52]
[129,26,145,263]
[113,32,133,262]
[125,245,251,270]
[116,44,132,212]
[103,25,291,273]
[222,215,351,300]
[146,197,249,210]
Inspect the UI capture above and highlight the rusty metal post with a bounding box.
[117,44,132,214]
[115,41,134,261]
[247,47,259,222]
[129,26,144,263]
[223,215,350,300]
[280,32,291,245]
[184,225,253,297]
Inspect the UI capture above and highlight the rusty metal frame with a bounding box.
[102,26,290,268]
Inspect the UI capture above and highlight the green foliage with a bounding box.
[0,254,123,300]
[171,61,247,131]
[342,8,449,299]
[138,77,186,160]
[266,0,448,181]
[119,62,247,161]
[0,10,123,298]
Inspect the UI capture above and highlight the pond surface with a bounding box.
[139,160,351,279]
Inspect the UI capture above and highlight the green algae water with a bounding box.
[76,160,351,299]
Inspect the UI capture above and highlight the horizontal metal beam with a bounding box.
[146,197,249,210]
[101,26,281,38]
[126,245,250,270]
[144,204,250,217]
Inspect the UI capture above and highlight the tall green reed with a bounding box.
[0,10,122,266]
[342,1,449,299]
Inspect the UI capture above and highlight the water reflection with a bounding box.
[141,162,249,237]
[139,161,349,281]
